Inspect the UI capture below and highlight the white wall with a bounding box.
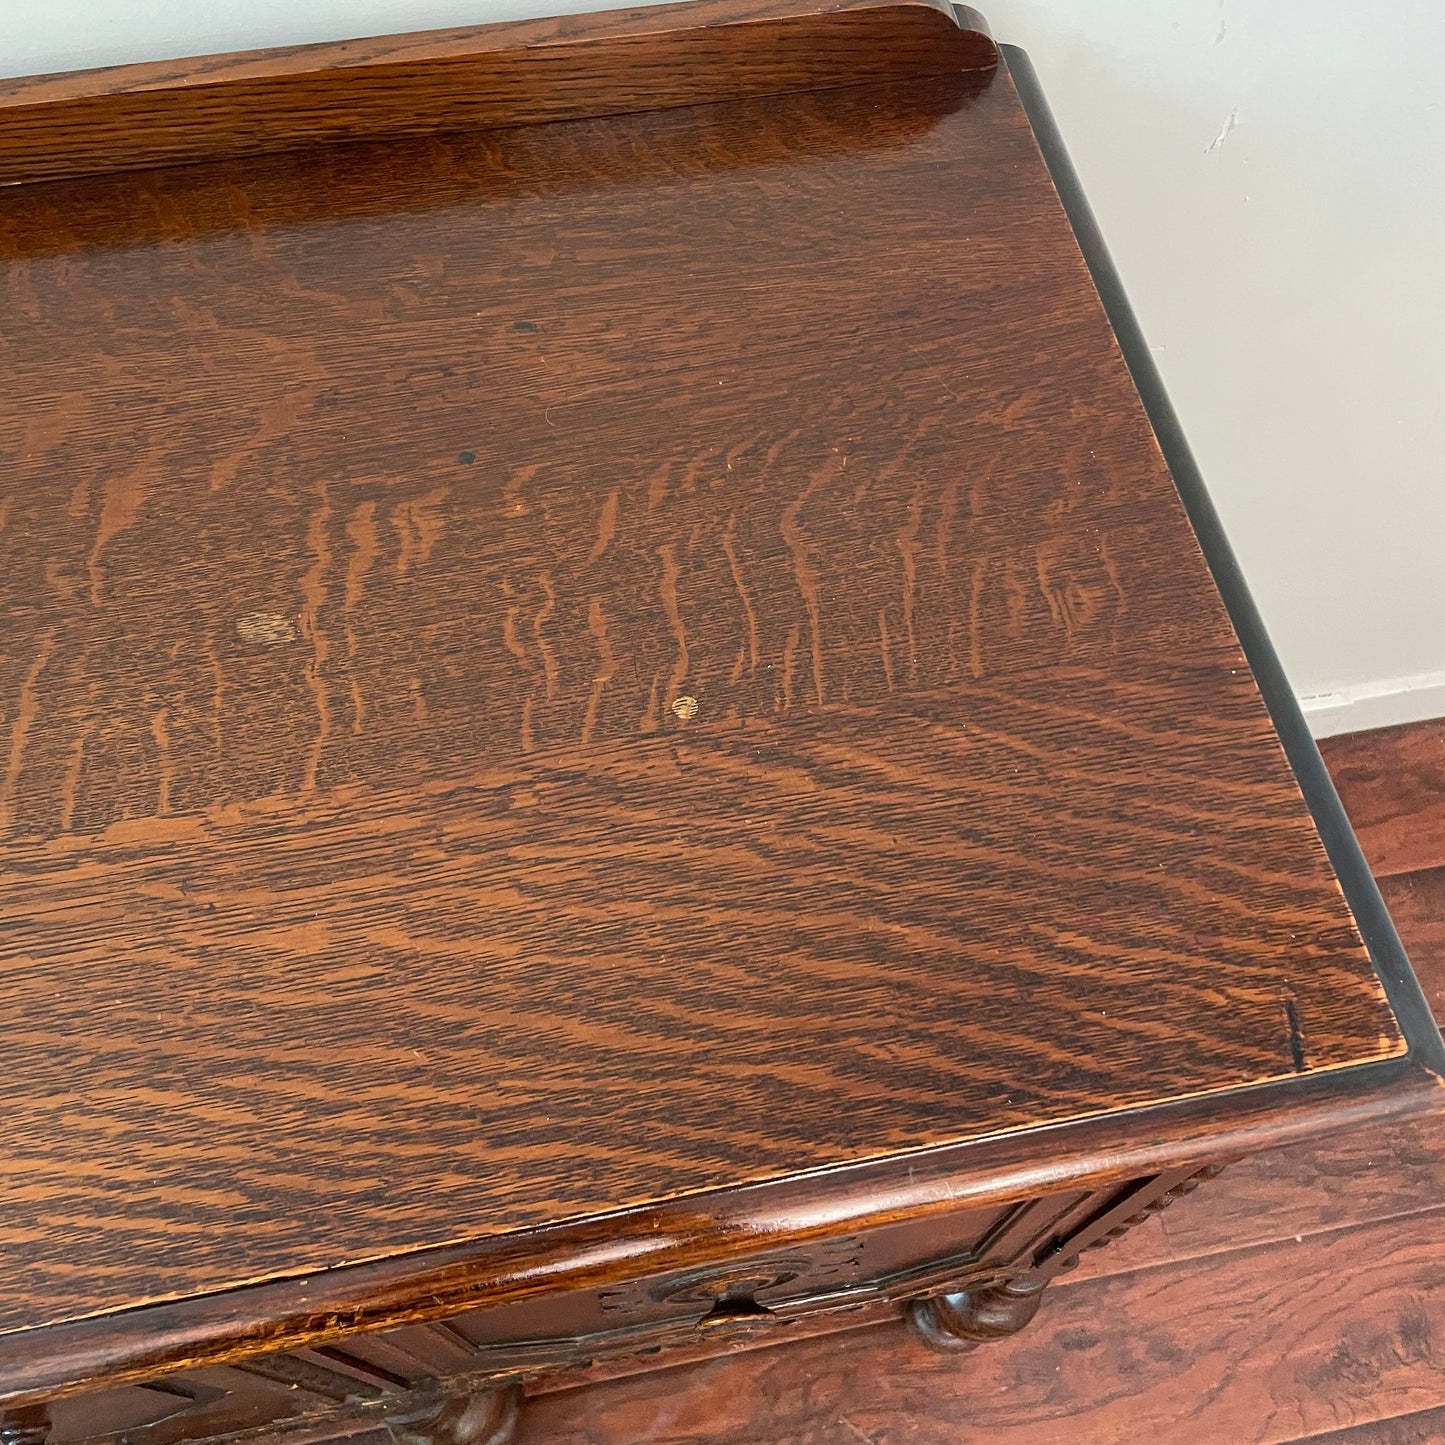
[6,0,1443,737]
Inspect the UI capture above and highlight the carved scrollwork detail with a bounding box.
[1053,1162,1228,1276]
[905,1163,1230,1356]
[598,1238,862,1316]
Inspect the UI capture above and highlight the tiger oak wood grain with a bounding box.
[1140,869,1445,1273]
[493,719,1445,1444]
[0,0,1436,1418]
[0,0,994,185]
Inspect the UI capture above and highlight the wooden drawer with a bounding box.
[30,1176,1216,1445]
[36,1200,1002,1445]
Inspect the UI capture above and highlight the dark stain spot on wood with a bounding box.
[1056,1327,1101,1352]
[1318,1341,1384,1390]
[1399,1305,1432,1361]
[1282,996,1307,1073]
[1143,1331,1188,1367]
[457,450,476,465]
[513,321,538,332]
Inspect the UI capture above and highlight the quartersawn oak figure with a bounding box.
[0,0,1438,1441]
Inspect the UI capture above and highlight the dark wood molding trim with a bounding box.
[0,0,995,186]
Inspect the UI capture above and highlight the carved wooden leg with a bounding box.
[0,1406,51,1445]
[906,1277,1047,1353]
[384,1382,521,1445]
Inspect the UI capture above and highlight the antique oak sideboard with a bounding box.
[0,3,1439,1442]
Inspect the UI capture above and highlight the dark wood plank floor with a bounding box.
[511,719,1445,1444]
[1319,720,1445,879]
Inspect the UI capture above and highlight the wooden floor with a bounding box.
[510,718,1445,1445]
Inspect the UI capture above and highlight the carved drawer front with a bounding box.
[408,1197,1018,1366]
[33,1175,1203,1445]
[36,1203,1009,1445]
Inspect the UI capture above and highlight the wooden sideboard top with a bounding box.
[0,0,1437,1386]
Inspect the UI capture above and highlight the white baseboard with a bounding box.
[1298,670,1445,739]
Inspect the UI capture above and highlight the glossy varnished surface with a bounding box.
[0,0,995,184]
[0,38,1408,1339]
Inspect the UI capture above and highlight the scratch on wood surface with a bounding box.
[1284,995,1307,1073]
[640,669,663,734]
